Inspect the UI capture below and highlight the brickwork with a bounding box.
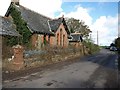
[31,34,38,48]
[49,23,68,47]
[31,23,69,49]
[11,45,24,70]
[46,35,49,42]
[50,36,56,46]
[37,35,43,49]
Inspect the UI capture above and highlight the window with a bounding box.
[43,35,46,45]
[63,35,65,47]
[60,29,62,46]
[57,34,59,45]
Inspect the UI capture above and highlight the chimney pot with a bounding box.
[11,0,19,5]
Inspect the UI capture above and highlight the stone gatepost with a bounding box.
[12,45,24,70]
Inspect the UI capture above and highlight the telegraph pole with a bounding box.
[97,30,99,45]
[90,34,92,53]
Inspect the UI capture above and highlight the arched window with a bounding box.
[57,33,59,45]
[60,29,62,46]
[63,35,65,47]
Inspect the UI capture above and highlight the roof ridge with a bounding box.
[49,17,63,21]
[18,5,53,20]
[71,33,81,35]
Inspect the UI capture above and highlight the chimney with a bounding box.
[11,0,20,5]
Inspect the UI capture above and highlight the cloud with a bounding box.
[0,0,63,18]
[57,4,118,46]
[0,0,11,16]
[0,1,118,46]
[91,15,118,45]
[57,5,93,26]
[20,0,63,18]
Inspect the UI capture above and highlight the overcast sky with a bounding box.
[0,0,119,46]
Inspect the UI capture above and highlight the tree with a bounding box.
[66,18,100,54]
[66,18,92,38]
[115,37,120,49]
[115,37,120,70]
[110,43,115,47]
[66,18,80,33]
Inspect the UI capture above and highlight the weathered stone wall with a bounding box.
[2,44,90,71]
[31,34,38,49]
[2,36,13,59]
[2,45,24,71]
[69,42,82,48]
[24,47,85,68]
[50,36,56,46]
[10,45,24,70]
[37,34,44,49]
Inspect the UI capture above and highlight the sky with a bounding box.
[0,0,119,46]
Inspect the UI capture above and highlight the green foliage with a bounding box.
[44,38,47,45]
[70,28,74,33]
[66,18,99,54]
[83,40,100,54]
[110,43,115,47]
[115,38,120,70]
[5,36,18,46]
[115,37,120,48]
[7,5,32,46]
[66,18,92,38]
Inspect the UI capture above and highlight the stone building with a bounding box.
[0,16,20,36]
[69,33,83,47]
[49,17,70,47]
[0,16,20,59]
[5,0,70,49]
[0,16,20,48]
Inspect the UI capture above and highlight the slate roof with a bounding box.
[0,16,20,36]
[5,4,54,35]
[5,3,70,35]
[69,33,83,42]
[49,18,70,34]
[49,18,62,32]
[16,5,54,35]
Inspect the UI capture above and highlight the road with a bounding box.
[83,49,118,69]
[3,49,119,88]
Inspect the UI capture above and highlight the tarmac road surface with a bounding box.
[3,49,119,88]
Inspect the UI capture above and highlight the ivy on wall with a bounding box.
[7,4,32,47]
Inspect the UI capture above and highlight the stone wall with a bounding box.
[37,34,44,49]
[3,44,90,71]
[3,45,24,71]
[31,34,38,49]
[10,45,24,70]
[24,47,85,68]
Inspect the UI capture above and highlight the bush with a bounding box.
[83,41,100,54]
